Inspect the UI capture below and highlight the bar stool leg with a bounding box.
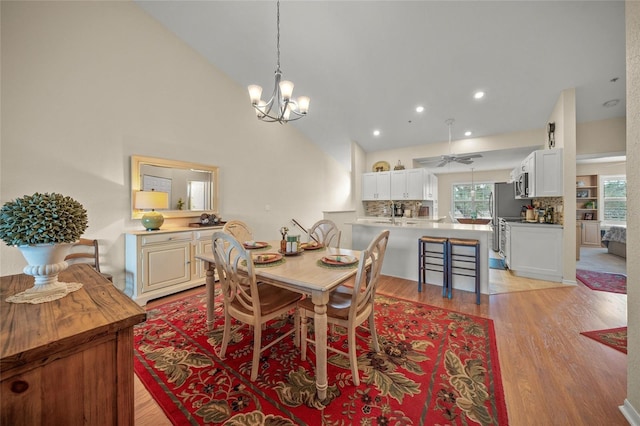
[446,240,452,300]
[448,238,481,304]
[475,245,481,305]
[418,239,422,292]
[418,237,449,297]
[444,240,450,298]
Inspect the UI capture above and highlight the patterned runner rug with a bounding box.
[581,327,627,354]
[576,269,627,294]
[134,289,509,425]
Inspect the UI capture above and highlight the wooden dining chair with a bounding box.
[212,231,302,381]
[299,229,390,386]
[222,220,254,244]
[308,219,341,248]
[64,238,113,282]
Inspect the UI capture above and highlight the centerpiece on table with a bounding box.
[0,192,88,304]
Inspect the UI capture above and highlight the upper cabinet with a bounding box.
[530,148,563,197]
[426,173,438,202]
[362,171,391,200]
[363,169,436,201]
[391,169,427,200]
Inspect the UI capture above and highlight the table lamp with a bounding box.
[135,190,169,231]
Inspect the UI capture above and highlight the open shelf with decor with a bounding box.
[576,174,600,247]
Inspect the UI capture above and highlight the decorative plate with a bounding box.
[243,241,269,249]
[300,242,323,250]
[372,161,390,172]
[252,253,282,264]
[321,254,357,266]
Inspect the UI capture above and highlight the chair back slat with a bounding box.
[309,220,341,248]
[212,231,260,317]
[351,230,390,318]
[222,220,254,244]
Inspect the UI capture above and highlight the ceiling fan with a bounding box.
[435,119,482,167]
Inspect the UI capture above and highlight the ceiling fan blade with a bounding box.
[456,159,474,164]
[436,160,449,167]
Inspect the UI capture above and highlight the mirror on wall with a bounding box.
[131,155,219,220]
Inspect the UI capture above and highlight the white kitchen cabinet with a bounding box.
[530,148,563,197]
[125,226,221,305]
[362,171,391,200]
[391,169,426,200]
[508,223,563,282]
[427,173,438,201]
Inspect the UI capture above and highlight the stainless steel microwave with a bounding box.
[514,172,529,198]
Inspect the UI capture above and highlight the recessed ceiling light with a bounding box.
[373,130,381,136]
[464,131,472,137]
[603,99,620,108]
[416,106,424,113]
[473,91,485,100]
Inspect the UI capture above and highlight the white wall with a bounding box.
[0,2,351,287]
[624,0,639,421]
[547,89,577,285]
[577,117,626,157]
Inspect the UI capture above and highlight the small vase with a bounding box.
[6,243,83,304]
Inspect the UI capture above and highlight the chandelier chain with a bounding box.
[276,0,281,71]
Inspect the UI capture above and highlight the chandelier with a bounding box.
[247,1,310,123]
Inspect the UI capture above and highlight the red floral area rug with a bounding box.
[576,269,627,294]
[581,327,628,354]
[134,290,509,425]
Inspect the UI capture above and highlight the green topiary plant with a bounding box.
[0,192,88,246]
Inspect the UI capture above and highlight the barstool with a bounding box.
[418,236,449,295]
[447,238,481,304]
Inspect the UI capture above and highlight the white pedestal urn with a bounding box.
[6,243,83,304]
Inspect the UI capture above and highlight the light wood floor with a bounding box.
[134,271,628,425]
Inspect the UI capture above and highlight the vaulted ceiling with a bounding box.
[135,1,626,170]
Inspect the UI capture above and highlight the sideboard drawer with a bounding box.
[141,232,192,245]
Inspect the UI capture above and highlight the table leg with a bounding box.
[204,260,216,330]
[312,292,329,401]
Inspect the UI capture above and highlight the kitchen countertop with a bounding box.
[350,217,492,232]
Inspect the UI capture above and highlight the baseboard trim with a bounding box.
[620,399,640,425]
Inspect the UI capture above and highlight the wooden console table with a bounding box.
[0,264,146,425]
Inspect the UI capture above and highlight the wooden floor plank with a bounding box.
[134,262,628,425]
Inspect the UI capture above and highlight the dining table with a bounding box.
[196,240,364,401]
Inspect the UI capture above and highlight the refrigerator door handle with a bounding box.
[489,192,494,220]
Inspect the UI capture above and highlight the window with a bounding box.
[452,183,493,218]
[600,175,626,225]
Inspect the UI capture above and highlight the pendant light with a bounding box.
[247,1,310,123]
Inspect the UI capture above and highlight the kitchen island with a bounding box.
[349,218,492,295]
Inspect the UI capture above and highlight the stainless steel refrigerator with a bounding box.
[489,182,532,251]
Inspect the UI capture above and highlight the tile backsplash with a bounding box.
[363,200,427,217]
[532,197,564,225]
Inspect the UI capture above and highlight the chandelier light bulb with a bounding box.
[279,80,294,101]
[248,85,263,105]
[297,96,310,114]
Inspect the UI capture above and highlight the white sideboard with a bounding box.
[125,226,220,305]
